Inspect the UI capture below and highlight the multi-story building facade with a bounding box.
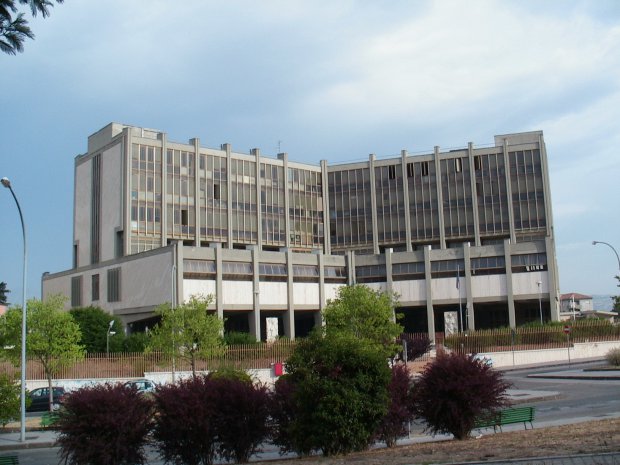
[42,123,560,341]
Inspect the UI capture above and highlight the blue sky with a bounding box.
[1,0,619,304]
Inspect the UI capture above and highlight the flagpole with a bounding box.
[458,266,463,333]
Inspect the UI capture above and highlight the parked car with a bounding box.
[27,386,66,412]
[124,379,155,394]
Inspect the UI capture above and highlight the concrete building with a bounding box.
[42,123,560,341]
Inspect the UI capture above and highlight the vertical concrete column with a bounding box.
[175,241,184,306]
[123,127,133,254]
[464,242,475,330]
[368,154,380,254]
[400,150,413,252]
[250,246,261,341]
[320,160,331,254]
[280,153,291,249]
[502,139,517,244]
[504,239,516,328]
[347,250,356,285]
[161,132,168,247]
[545,236,560,321]
[317,252,326,327]
[190,138,200,247]
[423,245,436,344]
[538,133,554,238]
[434,146,446,249]
[252,149,262,250]
[223,143,233,249]
[385,248,393,294]
[468,142,482,247]
[214,244,224,319]
[284,249,295,339]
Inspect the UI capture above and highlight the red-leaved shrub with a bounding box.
[56,383,154,465]
[210,376,271,463]
[413,352,511,440]
[398,334,432,361]
[374,363,416,447]
[153,376,219,465]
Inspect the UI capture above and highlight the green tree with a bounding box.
[146,295,224,378]
[273,331,391,456]
[0,373,23,427]
[0,294,84,411]
[70,306,123,353]
[0,281,9,305]
[0,0,64,55]
[323,284,403,355]
[612,275,620,313]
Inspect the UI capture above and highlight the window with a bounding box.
[474,156,482,171]
[455,158,462,173]
[181,209,189,226]
[406,163,414,178]
[91,274,100,301]
[115,231,124,258]
[107,268,121,302]
[388,165,396,180]
[71,276,82,307]
[421,161,429,176]
[214,184,220,200]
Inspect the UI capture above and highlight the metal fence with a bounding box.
[442,320,620,355]
[0,321,617,381]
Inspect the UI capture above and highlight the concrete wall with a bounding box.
[183,279,217,302]
[100,143,123,262]
[74,159,91,268]
[477,340,620,368]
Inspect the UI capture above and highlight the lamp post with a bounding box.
[1,177,28,443]
[592,241,620,272]
[537,281,543,325]
[106,320,115,355]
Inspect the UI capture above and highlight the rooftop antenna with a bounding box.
[277,140,282,153]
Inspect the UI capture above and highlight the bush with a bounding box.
[606,347,620,366]
[269,375,298,455]
[0,374,21,427]
[153,375,270,464]
[210,377,271,463]
[207,367,253,384]
[413,352,511,440]
[275,331,391,456]
[398,334,431,361]
[224,331,259,345]
[374,364,416,447]
[123,331,149,352]
[153,377,219,465]
[56,384,154,465]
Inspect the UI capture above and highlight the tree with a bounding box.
[0,294,84,411]
[272,331,391,456]
[0,373,22,427]
[373,364,416,447]
[0,0,64,55]
[69,306,123,353]
[56,384,154,465]
[412,352,511,440]
[146,295,224,378]
[323,284,403,355]
[0,282,9,305]
[612,275,620,313]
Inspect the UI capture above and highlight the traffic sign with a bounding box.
[563,325,571,334]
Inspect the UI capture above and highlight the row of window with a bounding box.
[70,268,121,307]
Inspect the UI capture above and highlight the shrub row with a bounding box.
[55,352,510,464]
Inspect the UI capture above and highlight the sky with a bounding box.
[1,0,619,306]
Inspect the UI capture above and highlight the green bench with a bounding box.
[0,455,19,465]
[475,406,535,433]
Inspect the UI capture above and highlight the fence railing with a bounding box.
[0,321,617,381]
[442,321,620,355]
[0,340,298,381]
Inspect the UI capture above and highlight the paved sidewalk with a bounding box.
[438,452,620,464]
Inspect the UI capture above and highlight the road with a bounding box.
[503,362,620,424]
[4,361,619,465]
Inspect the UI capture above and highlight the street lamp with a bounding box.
[106,320,115,355]
[537,281,543,325]
[592,241,620,271]
[1,177,28,442]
